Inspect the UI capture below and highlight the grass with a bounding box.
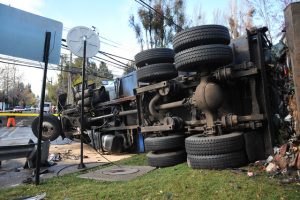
[0,155,299,200]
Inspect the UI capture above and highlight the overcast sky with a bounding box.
[0,0,229,95]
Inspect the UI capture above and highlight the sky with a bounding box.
[0,0,229,96]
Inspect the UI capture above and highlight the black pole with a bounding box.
[78,39,87,169]
[35,32,51,185]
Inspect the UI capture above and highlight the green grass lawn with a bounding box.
[1,155,299,200]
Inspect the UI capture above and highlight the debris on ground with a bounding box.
[269,138,300,171]
[14,192,46,200]
[250,136,300,183]
[266,163,278,173]
[49,142,132,163]
[22,177,33,184]
[247,171,255,177]
[49,153,62,162]
[48,150,79,161]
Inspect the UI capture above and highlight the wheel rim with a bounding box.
[42,121,56,139]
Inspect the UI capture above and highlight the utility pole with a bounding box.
[6,65,9,105]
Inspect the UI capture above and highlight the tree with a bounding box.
[247,0,300,42]
[193,4,206,26]
[0,64,20,104]
[246,0,275,42]
[228,0,254,38]
[129,15,144,50]
[88,61,114,87]
[20,84,36,106]
[211,0,254,39]
[45,82,59,105]
[212,8,226,25]
[129,0,188,50]
[0,64,35,107]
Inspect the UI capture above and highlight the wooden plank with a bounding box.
[285,2,300,134]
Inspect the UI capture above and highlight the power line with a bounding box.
[61,39,134,63]
[62,30,136,60]
[0,59,110,79]
[99,51,134,62]
[61,44,128,69]
[134,0,183,31]
[98,52,129,67]
[0,60,44,70]
[100,40,122,48]
[64,26,123,47]
[89,57,126,70]
[93,56,127,69]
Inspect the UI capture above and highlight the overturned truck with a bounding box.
[32,25,276,169]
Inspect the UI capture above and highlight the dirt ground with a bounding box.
[49,142,133,164]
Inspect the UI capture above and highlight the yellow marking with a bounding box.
[0,113,60,117]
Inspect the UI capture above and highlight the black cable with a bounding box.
[100,40,121,48]
[79,131,122,168]
[55,162,106,177]
[134,0,183,31]
[0,59,110,79]
[64,26,125,48]
[99,51,134,63]
[56,164,77,176]
[90,57,125,70]
[0,56,45,68]
[61,44,128,69]
[97,53,129,68]
[93,56,128,69]
[56,109,122,169]
[97,35,123,46]
[0,60,44,70]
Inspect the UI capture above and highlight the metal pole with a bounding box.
[78,39,87,169]
[35,32,51,185]
[88,109,138,122]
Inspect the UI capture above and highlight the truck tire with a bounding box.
[173,25,230,52]
[135,48,175,68]
[185,132,244,155]
[187,150,248,169]
[147,150,186,167]
[175,44,233,72]
[137,63,178,82]
[31,115,62,141]
[145,134,185,152]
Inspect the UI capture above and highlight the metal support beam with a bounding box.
[88,109,138,122]
[256,31,274,155]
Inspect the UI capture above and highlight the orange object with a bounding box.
[7,117,16,127]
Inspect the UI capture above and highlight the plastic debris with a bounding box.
[247,171,255,177]
[273,147,280,155]
[266,163,277,173]
[260,137,300,179]
[284,114,292,122]
[266,156,274,163]
[15,192,46,200]
[49,153,61,162]
[280,178,300,184]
